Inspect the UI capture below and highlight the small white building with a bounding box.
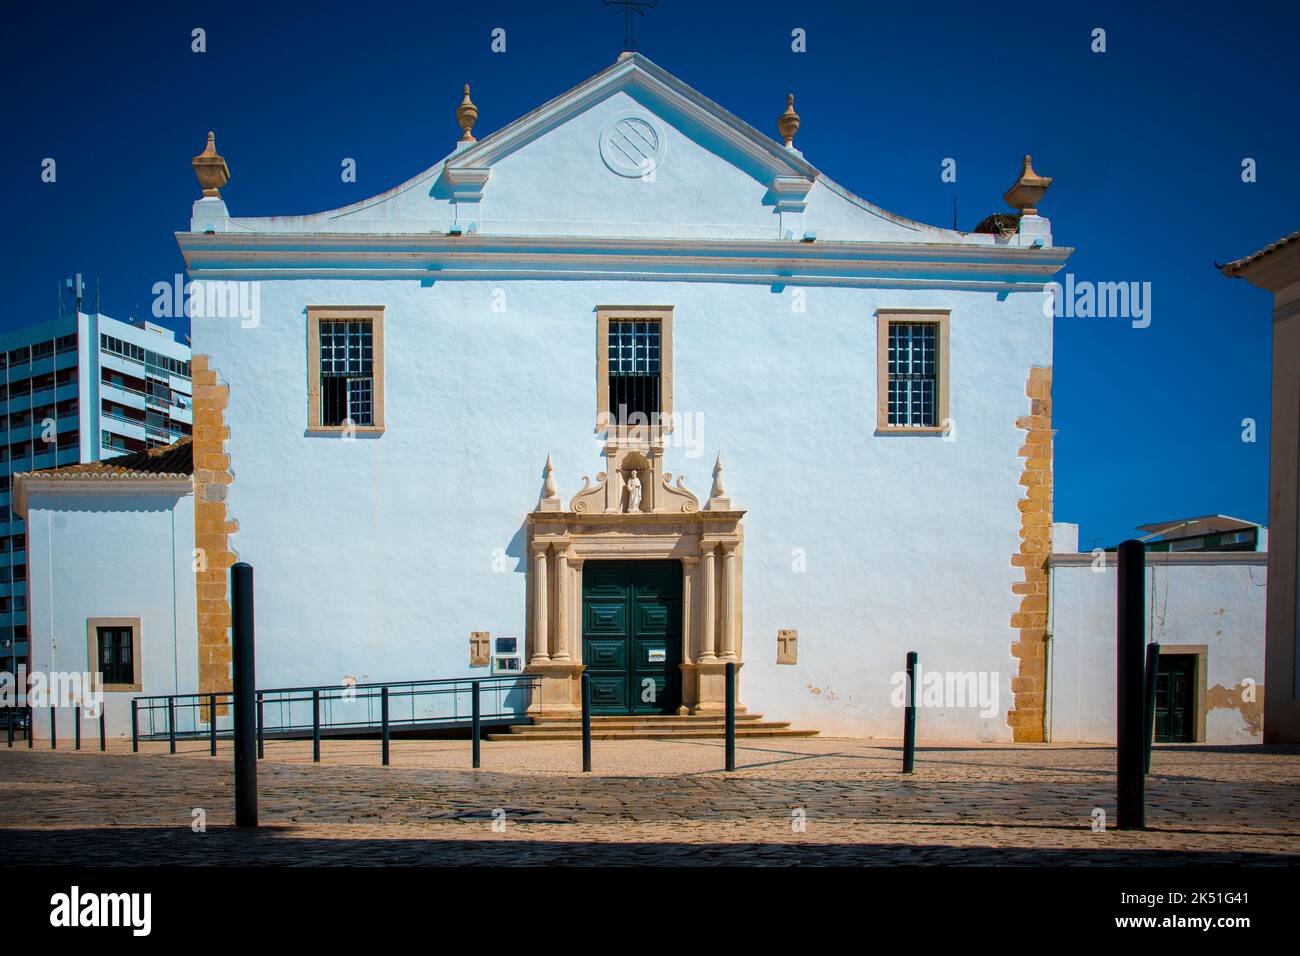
[14,440,197,738]
[1047,518,1267,744]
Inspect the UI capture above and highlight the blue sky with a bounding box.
[2,0,1297,548]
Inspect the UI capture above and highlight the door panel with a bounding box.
[582,560,682,715]
[1154,654,1196,743]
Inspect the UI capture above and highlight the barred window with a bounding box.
[309,308,384,432]
[887,323,937,427]
[608,319,661,423]
[96,626,134,686]
[319,320,374,426]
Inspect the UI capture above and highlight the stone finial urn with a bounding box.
[778,94,800,147]
[457,84,478,143]
[1003,154,1052,216]
[192,131,230,199]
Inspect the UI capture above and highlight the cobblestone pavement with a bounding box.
[1,737,1298,865]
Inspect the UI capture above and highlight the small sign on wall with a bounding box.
[493,637,521,674]
[647,648,667,663]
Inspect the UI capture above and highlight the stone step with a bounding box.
[484,727,819,741]
[528,713,768,726]
[501,720,792,734]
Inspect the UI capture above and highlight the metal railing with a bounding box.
[131,674,540,750]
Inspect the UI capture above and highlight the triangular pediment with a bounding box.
[445,53,818,186]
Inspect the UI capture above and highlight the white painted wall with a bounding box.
[195,273,1049,740]
[1052,522,1079,553]
[1048,554,1267,743]
[26,490,198,738]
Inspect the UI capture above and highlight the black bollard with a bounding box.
[381,686,390,766]
[903,651,918,773]
[471,680,481,769]
[50,705,56,749]
[581,672,592,773]
[6,709,11,748]
[75,706,81,751]
[99,707,106,752]
[312,689,321,763]
[210,694,218,757]
[1117,540,1146,829]
[167,698,176,754]
[725,661,736,772]
[1143,642,1161,774]
[231,562,259,828]
[130,700,138,753]
[256,693,264,759]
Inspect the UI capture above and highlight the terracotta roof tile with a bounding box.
[1219,230,1300,276]
[21,437,193,478]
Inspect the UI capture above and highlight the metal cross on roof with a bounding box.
[602,0,658,52]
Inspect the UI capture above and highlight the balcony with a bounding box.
[101,412,147,442]
[100,381,146,411]
[100,352,144,379]
[3,392,31,414]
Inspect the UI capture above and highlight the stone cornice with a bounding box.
[529,510,745,526]
[1049,551,1268,567]
[13,473,192,518]
[177,232,1071,289]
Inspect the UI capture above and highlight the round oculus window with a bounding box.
[599,114,665,178]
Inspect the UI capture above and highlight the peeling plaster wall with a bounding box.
[1048,556,1267,743]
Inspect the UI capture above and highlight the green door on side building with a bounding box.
[1155,654,1197,743]
[582,560,682,715]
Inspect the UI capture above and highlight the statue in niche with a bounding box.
[625,471,642,513]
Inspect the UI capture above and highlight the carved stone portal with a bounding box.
[527,443,743,715]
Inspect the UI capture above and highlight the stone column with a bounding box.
[553,549,571,663]
[720,544,738,661]
[699,546,717,661]
[680,557,697,664]
[570,556,585,664]
[531,544,550,663]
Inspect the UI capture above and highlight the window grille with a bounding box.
[319,320,374,426]
[887,323,937,427]
[608,320,661,423]
[96,626,133,685]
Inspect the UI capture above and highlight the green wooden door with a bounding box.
[582,560,682,715]
[1155,654,1196,743]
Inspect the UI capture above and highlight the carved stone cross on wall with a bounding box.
[777,629,798,665]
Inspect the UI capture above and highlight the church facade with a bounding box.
[179,53,1069,740]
